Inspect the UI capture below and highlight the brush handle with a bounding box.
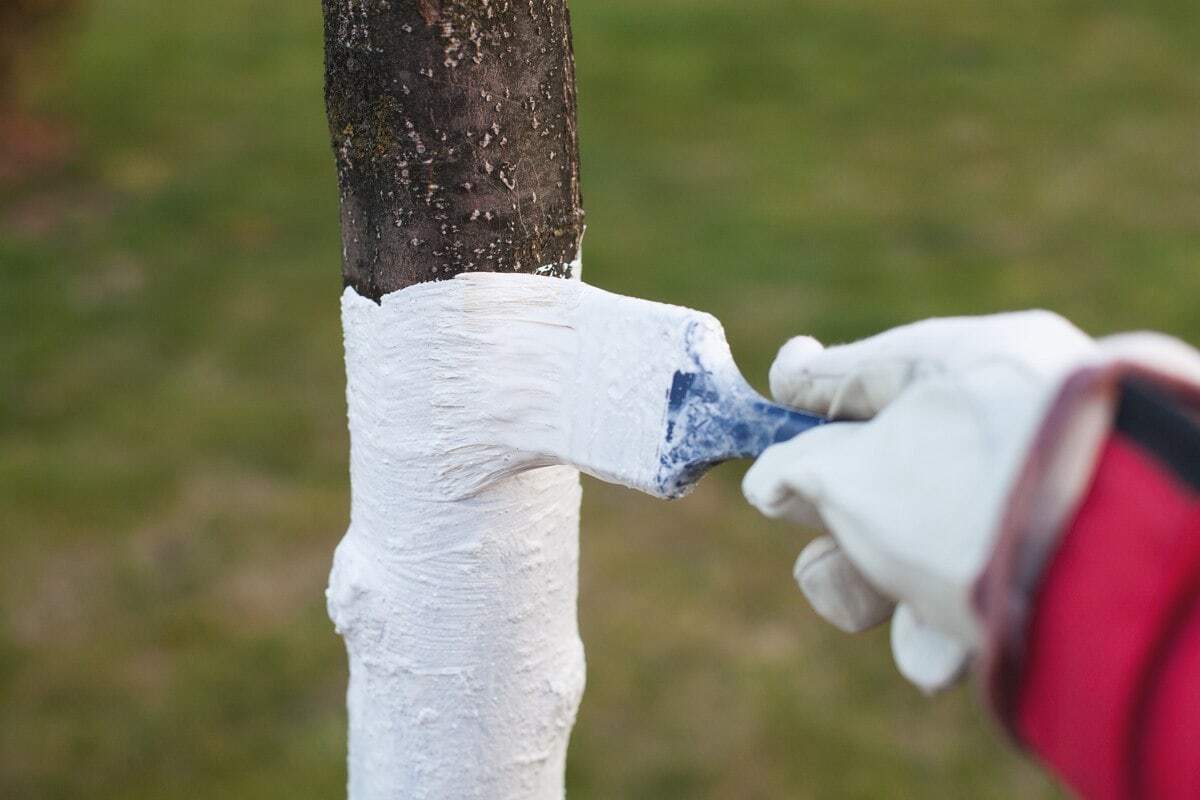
[740,400,827,458]
[657,368,827,497]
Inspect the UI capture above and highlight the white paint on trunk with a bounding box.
[333,269,748,501]
[329,263,587,799]
[328,265,800,798]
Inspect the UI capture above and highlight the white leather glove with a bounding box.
[743,311,1102,692]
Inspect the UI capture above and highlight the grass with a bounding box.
[2,0,1198,796]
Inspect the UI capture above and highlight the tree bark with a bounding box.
[323,0,585,299]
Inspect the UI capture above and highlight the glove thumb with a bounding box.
[742,419,868,530]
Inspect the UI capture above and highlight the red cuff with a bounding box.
[1015,433,1200,799]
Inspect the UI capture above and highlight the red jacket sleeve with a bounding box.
[1013,384,1200,799]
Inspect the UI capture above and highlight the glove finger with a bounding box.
[767,335,825,408]
[768,332,934,420]
[794,536,894,633]
[771,313,1099,419]
[1099,331,1200,384]
[890,603,970,694]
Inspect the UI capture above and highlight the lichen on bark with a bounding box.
[323,0,585,299]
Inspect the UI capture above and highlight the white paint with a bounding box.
[328,267,748,798]
[335,270,730,502]
[330,266,589,799]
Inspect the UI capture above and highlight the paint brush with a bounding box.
[342,272,825,500]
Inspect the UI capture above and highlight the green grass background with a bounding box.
[3,0,1198,796]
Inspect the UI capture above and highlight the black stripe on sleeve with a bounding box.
[1114,378,1200,493]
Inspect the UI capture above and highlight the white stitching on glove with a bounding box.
[743,312,1100,693]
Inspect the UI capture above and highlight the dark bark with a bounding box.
[322,0,585,300]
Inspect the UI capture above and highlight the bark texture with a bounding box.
[323,0,585,299]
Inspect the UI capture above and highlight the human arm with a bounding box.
[743,314,1200,796]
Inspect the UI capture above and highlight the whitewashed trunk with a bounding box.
[327,286,586,799]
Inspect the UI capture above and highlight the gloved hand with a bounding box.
[742,311,1103,692]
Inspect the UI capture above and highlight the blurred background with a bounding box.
[3,0,1198,796]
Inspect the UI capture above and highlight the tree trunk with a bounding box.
[322,3,587,798]
[323,0,585,299]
